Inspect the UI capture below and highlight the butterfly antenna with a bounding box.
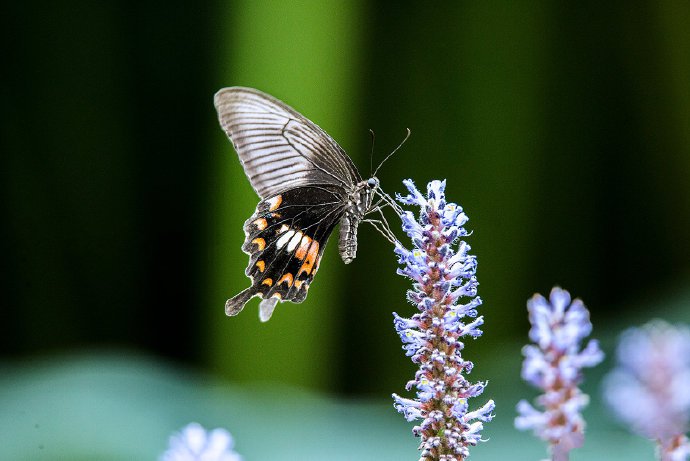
[373,128,411,177]
[369,129,376,177]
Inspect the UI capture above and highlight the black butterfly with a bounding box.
[214,87,398,321]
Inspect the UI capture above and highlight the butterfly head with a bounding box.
[367,177,380,189]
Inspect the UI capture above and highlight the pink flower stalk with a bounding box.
[515,287,604,461]
[603,321,690,461]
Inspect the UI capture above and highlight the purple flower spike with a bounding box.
[603,321,690,461]
[393,179,494,461]
[160,422,243,461]
[515,287,603,461]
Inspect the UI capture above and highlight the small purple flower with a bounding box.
[515,287,604,461]
[160,422,243,461]
[392,179,494,461]
[603,321,690,461]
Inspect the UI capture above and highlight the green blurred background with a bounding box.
[2,1,689,460]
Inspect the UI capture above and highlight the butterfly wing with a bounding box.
[214,86,361,199]
[225,185,347,321]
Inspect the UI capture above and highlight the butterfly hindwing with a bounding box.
[225,185,347,320]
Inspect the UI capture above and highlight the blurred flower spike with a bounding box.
[392,179,494,461]
[603,321,690,461]
[515,287,604,461]
[160,422,243,461]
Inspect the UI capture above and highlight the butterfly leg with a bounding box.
[362,193,398,242]
[373,188,404,216]
[363,217,398,245]
[375,206,398,240]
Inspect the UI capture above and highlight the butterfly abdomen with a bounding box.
[338,213,359,264]
[338,181,376,264]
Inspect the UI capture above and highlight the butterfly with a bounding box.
[214,87,400,322]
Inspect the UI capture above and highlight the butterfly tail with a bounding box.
[259,296,280,322]
[225,288,256,316]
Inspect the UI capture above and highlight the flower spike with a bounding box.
[392,179,494,461]
[515,287,604,461]
[603,321,690,461]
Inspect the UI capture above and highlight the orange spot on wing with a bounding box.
[272,292,282,300]
[297,240,320,276]
[295,235,313,260]
[262,278,273,287]
[252,238,266,251]
[253,218,267,230]
[294,280,304,289]
[278,273,294,287]
[256,260,265,272]
[268,195,282,211]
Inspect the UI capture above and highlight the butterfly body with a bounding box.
[215,87,380,321]
[339,177,378,264]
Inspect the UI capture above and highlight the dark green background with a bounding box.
[2,1,689,459]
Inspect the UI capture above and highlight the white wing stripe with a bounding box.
[248,165,310,179]
[235,139,289,151]
[233,132,290,147]
[249,158,305,174]
[248,173,309,189]
[232,130,282,144]
[244,151,297,167]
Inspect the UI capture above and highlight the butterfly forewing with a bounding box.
[214,87,361,199]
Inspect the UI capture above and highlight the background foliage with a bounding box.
[2,1,689,459]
